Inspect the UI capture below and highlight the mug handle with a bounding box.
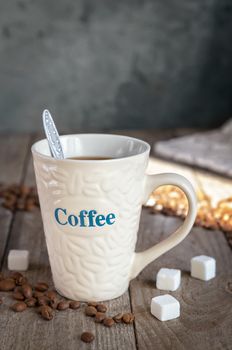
[130,173,197,280]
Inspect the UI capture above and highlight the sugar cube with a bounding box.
[151,294,180,321]
[156,268,181,291]
[191,255,216,281]
[8,250,29,271]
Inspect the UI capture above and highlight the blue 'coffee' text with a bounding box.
[54,208,116,227]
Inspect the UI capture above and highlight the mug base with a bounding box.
[55,286,129,302]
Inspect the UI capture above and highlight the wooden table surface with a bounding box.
[0,130,231,350]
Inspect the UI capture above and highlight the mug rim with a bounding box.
[31,133,151,163]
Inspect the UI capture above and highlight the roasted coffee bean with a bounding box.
[81,332,95,343]
[95,312,106,323]
[40,305,53,320]
[85,305,97,317]
[87,301,97,307]
[33,291,44,299]
[17,276,28,286]
[37,296,50,306]
[103,317,115,327]
[12,291,25,301]
[20,185,30,196]
[113,313,123,323]
[25,198,35,212]
[22,284,33,299]
[45,290,57,301]
[35,282,49,292]
[25,297,37,307]
[69,300,80,310]
[57,301,69,311]
[0,278,16,291]
[122,313,135,324]
[11,302,27,312]
[50,300,58,310]
[96,304,107,313]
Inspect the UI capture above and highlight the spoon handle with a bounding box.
[42,109,64,159]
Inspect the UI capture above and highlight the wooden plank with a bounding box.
[0,137,137,350]
[0,134,31,265]
[130,210,232,350]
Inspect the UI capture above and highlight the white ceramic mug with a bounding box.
[32,134,197,301]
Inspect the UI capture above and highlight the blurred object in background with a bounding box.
[0,0,232,132]
[155,119,232,177]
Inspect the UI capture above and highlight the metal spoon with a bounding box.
[42,109,64,159]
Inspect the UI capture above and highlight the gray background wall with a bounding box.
[0,0,232,132]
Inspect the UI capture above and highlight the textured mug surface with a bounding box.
[32,134,197,301]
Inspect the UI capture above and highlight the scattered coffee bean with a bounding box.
[69,300,80,310]
[35,282,49,292]
[122,313,135,324]
[57,300,69,311]
[45,290,57,301]
[103,317,115,327]
[40,305,53,321]
[17,276,28,286]
[10,272,23,281]
[81,332,95,343]
[113,313,123,323]
[0,278,16,291]
[11,301,27,312]
[22,284,33,299]
[50,299,58,310]
[95,312,106,323]
[25,297,37,307]
[87,301,98,307]
[37,296,50,306]
[33,291,44,299]
[85,305,97,317]
[12,291,25,301]
[96,304,107,313]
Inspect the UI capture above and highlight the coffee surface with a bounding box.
[67,156,113,160]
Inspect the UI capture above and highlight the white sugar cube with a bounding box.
[191,255,216,281]
[151,294,180,321]
[156,268,181,291]
[8,250,29,271]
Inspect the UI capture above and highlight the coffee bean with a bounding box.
[81,332,95,343]
[96,304,107,313]
[25,297,37,307]
[11,301,27,312]
[0,278,16,291]
[50,299,58,310]
[69,300,80,310]
[85,305,97,317]
[12,291,25,301]
[33,291,44,299]
[35,282,49,292]
[87,301,97,307]
[122,313,135,324]
[57,300,69,311]
[40,305,53,320]
[95,312,105,323]
[22,284,33,299]
[17,276,28,286]
[113,313,123,323]
[103,317,115,327]
[37,296,50,306]
[10,272,23,281]
[45,290,57,301]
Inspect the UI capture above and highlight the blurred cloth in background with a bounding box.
[0,0,232,132]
